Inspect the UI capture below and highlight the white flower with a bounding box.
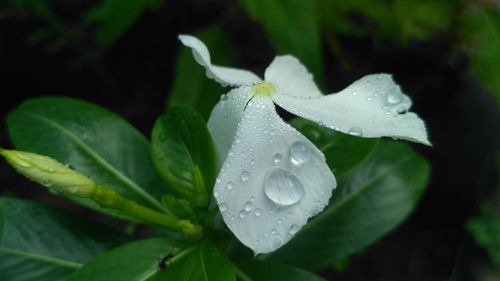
[178,34,430,254]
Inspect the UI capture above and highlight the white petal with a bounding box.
[214,95,336,254]
[208,87,254,166]
[178,34,261,86]
[264,55,322,98]
[272,74,431,145]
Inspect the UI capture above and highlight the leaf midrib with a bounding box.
[21,111,165,212]
[0,247,83,269]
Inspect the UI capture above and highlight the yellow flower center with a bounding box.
[254,82,275,96]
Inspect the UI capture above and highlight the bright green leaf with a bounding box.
[148,241,235,281]
[168,25,235,120]
[239,0,323,85]
[7,97,168,216]
[266,140,429,270]
[237,259,326,281]
[0,197,126,281]
[291,117,377,176]
[152,106,216,206]
[67,238,181,281]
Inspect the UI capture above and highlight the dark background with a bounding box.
[1,0,499,280]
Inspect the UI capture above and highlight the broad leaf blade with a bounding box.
[238,259,326,281]
[7,97,168,215]
[152,106,216,200]
[67,238,180,281]
[291,117,377,176]
[168,25,235,120]
[239,0,323,85]
[0,197,126,281]
[266,141,429,270]
[149,241,235,281]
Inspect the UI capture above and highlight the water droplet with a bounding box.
[239,210,246,218]
[347,127,363,136]
[244,201,253,211]
[396,106,408,114]
[264,168,305,206]
[219,203,228,212]
[386,90,403,104]
[240,171,250,182]
[250,196,255,202]
[220,94,228,101]
[254,208,262,217]
[352,91,357,96]
[214,191,219,198]
[271,228,277,234]
[65,163,75,170]
[41,179,52,187]
[226,182,235,190]
[216,177,221,184]
[287,212,293,218]
[250,159,255,165]
[289,141,311,166]
[159,133,167,141]
[273,153,283,165]
[235,138,241,144]
[270,236,283,249]
[278,219,283,224]
[289,225,300,234]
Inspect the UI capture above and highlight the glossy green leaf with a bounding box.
[239,0,323,85]
[168,25,235,120]
[152,106,216,204]
[266,140,429,270]
[84,0,163,47]
[7,97,168,216]
[461,5,500,106]
[291,117,377,176]
[237,259,326,281]
[148,241,235,281]
[67,238,181,281]
[0,197,126,281]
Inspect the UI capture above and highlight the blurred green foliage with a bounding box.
[467,203,500,266]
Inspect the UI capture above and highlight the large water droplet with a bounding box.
[254,208,262,217]
[219,203,228,212]
[244,201,253,211]
[289,141,311,166]
[386,90,403,104]
[239,210,246,218]
[347,127,363,136]
[240,171,250,182]
[273,153,283,165]
[226,182,235,190]
[264,168,305,206]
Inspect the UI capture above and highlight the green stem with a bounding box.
[92,185,203,240]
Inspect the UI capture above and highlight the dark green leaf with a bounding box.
[168,25,235,120]
[152,106,216,204]
[237,259,326,281]
[266,140,429,270]
[291,117,377,176]
[7,97,168,216]
[84,0,163,47]
[148,241,235,281]
[239,0,323,85]
[467,204,500,266]
[68,238,181,281]
[0,197,126,281]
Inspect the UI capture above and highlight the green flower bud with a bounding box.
[0,149,96,197]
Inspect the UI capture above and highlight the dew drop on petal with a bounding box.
[239,210,246,218]
[226,181,235,190]
[386,90,403,104]
[271,236,283,249]
[273,153,283,165]
[289,225,300,234]
[219,203,228,212]
[250,159,255,165]
[254,208,262,217]
[240,171,250,182]
[264,168,305,206]
[347,127,363,136]
[244,201,253,211]
[289,141,311,166]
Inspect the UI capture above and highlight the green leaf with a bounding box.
[0,197,126,281]
[7,97,168,216]
[148,241,235,281]
[239,0,323,85]
[168,25,235,120]
[152,106,216,206]
[84,0,163,47]
[266,140,429,270]
[291,117,377,176]
[461,5,500,106]
[237,259,326,281]
[467,204,500,266]
[67,238,181,281]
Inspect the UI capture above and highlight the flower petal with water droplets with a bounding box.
[178,34,261,86]
[208,87,254,166]
[214,95,336,254]
[264,55,323,98]
[272,74,431,145]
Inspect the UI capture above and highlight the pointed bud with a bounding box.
[0,149,96,197]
